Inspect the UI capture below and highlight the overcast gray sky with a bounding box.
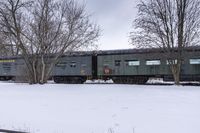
[84,0,139,50]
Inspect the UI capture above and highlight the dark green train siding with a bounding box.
[0,57,26,80]
[53,55,92,76]
[97,49,200,79]
[0,47,199,83]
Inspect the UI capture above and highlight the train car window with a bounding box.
[146,60,161,65]
[103,64,109,67]
[81,64,87,67]
[3,63,11,70]
[190,59,200,64]
[166,59,177,65]
[115,60,121,66]
[3,63,11,66]
[70,62,76,67]
[126,60,140,66]
[103,60,111,67]
[55,62,67,67]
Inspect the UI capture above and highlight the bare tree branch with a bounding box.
[0,0,100,84]
[130,0,200,84]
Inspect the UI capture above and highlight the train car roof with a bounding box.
[0,55,21,60]
[64,46,200,56]
[100,46,200,55]
[0,46,199,58]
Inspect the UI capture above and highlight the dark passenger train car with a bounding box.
[0,47,199,84]
[0,56,26,81]
[97,47,200,84]
[52,52,95,83]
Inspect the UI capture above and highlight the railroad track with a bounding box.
[0,129,28,133]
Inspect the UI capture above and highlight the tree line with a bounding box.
[130,0,200,84]
[0,0,200,85]
[0,0,100,84]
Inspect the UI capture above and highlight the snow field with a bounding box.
[0,83,199,133]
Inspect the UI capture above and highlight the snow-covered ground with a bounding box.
[0,82,199,133]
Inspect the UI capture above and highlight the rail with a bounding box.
[0,129,28,133]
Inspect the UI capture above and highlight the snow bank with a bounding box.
[0,82,199,133]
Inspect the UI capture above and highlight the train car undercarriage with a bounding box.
[100,76,149,84]
[53,76,87,84]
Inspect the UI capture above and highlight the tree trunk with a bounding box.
[40,55,46,84]
[32,60,37,83]
[171,63,181,85]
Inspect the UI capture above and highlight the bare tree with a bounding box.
[0,31,20,56]
[130,0,200,84]
[0,0,100,84]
